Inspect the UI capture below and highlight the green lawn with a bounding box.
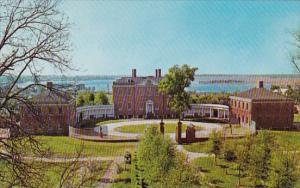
[44,161,110,187]
[33,136,137,157]
[97,119,125,126]
[270,130,300,149]
[184,130,300,153]
[114,123,203,134]
[192,157,252,187]
[183,140,212,153]
[294,114,300,122]
[0,160,110,187]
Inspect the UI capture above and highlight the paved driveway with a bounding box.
[95,119,222,140]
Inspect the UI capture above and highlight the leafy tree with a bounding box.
[235,134,253,186]
[248,131,275,187]
[89,93,95,104]
[223,147,237,162]
[268,148,299,188]
[270,85,280,92]
[210,131,222,164]
[191,92,230,105]
[95,92,109,105]
[135,126,200,187]
[76,95,85,106]
[158,64,198,121]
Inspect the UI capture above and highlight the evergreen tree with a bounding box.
[210,131,222,164]
[248,131,275,187]
[235,134,253,186]
[269,148,299,188]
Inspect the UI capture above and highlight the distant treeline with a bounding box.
[76,91,112,106]
[199,79,245,84]
[191,92,231,105]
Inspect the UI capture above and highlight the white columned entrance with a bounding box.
[146,100,154,115]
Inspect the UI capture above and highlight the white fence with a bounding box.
[76,105,114,122]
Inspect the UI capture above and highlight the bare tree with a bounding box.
[0,0,71,186]
[291,29,300,73]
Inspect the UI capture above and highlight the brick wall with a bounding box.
[20,102,75,135]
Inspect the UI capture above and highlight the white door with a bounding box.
[146,100,154,114]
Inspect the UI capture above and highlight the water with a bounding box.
[16,76,272,93]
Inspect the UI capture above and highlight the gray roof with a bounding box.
[31,90,74,104]
[234,88,292,101]
[113,76,162,86]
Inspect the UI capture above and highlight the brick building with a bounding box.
[113,69,173,118]
[20,82,75,135]
[229,81,294,129]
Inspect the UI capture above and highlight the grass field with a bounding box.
[0,160,110,187]
[33,136,137,157]
[192,157,251,187]
[44,161,110,187]
[114,123,203,134]
[96,119,125,126]
[183,130,300,153]
[294,114,300,122]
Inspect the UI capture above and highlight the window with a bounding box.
[128,103,131,110]
[58,107,62,114]
[48,107,53,114]
[246,103,249,110]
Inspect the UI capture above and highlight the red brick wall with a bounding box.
[20,102,75,135]
[113,84,172,118]
[230,99,252,124]
[230,98,294,129]
[251,101,294,129]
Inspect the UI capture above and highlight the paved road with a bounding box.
[95,119,222,140]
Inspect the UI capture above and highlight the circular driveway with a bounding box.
[95,119,223,140]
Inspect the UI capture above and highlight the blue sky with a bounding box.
[58,1,300,76]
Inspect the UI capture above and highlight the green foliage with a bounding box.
[223,148,237,162]
[286,85,300,104]
[158,64,198,118]
[191,92,230,105]
[135,126,200,187]
[76,91,110,106]
[32,136,136,157]
[76,95,85,106]
[248,131,275,187]
[114,123,203,134]
[95,91,109,105]
[89,93,95,103]
[270,85,280,92]
[210,131,222,163]
[268,149,299,188]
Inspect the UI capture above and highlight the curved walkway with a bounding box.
[95,119,222,140]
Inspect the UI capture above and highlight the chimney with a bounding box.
[258,81,264,88]
[132,69,136,78]
[155,69,161,78]
[46,82,53,89]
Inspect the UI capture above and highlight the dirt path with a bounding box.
[97,156,123,188]
[22,156,118,163]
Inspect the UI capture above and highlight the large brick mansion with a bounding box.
[112,69,173,119]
